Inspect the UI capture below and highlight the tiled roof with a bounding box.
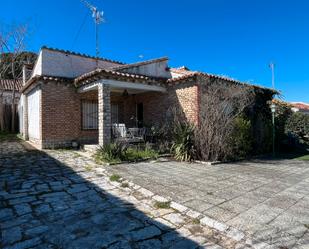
[20,50,277,94]
[168,68,277,93]
[0,79,23,91]
[21,75,73,93]
[169,67,196,76]
[74,68,163,87]
[291,102,309,111]
[41,46,125,65]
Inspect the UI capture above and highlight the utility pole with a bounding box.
[80,0,104,61]
[270,62,275,89]
[269,62,276,158]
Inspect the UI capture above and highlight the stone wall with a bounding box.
[98,84,111,146]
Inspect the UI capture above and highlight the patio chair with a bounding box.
[112,124,127,139]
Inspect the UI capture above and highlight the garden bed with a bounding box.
[94,143,163,165]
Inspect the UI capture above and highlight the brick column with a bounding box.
[98,83,111,146]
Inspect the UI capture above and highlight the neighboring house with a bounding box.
[19,46,275,149]
[290,102,309,114]
[0,79,23,131]
[0,79,22,104]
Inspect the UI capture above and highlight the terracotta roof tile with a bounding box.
[21,75,72,93]
[168,68,277,93]
[74,68,164,87]
[0,79,23,91]
[291,102,309,111]
[42,46,125,65]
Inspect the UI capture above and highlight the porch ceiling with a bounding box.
[78,79,166,93]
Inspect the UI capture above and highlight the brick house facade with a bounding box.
[19,47,274,149]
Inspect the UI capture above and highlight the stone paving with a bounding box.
[0,142,244,249]
[108,158,309,248]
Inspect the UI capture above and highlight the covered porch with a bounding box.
[77,77,166,147]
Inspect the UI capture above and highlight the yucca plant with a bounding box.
[95,142,128,163]
[171,122,196,161]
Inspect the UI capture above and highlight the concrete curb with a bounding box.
[91,161,273,248]
[98,168,251,245]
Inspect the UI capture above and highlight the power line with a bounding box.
[71,11,89,51]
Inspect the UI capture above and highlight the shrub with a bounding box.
[274,100,293,150]
[109,174,121,182]
[227,115,253,160]
[285,112,309,145]
[147,123,172,153]
[95,142,127,164]
[171,122,196,161]
[0,131,20,141]
[95,142,159,163]
[154,201,171,209]
[125,147,159,162]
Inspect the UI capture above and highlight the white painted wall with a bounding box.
[31,48,121,79]
[18,95,24,134]
[31,50,43,77]
[27,88,41,140]
[30,48,173,80]
[121,60,171,78]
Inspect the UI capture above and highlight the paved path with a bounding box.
[108,158,309,248]
[0,141,239,249]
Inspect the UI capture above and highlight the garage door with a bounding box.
[27,88,41,140]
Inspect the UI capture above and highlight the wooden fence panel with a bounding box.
[0,103,19,132]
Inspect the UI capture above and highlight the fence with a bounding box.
[0,103,19,132]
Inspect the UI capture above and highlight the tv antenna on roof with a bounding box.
[80,0,104,59]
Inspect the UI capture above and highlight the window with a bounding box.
[82,100,98,130]
[111,104,119,124]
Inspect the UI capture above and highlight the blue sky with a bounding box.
[1,0,308,102]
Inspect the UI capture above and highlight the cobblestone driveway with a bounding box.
[0,142,240,249]
[109,158,309,248]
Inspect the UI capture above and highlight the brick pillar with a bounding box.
[98,83,111,146]
[22,94,29,140]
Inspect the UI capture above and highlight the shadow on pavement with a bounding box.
[0,146,201,249]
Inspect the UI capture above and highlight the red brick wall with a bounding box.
[168,82,199,125]
[109,82,198,128]
[41,82,98,148]
[39,80,198,148]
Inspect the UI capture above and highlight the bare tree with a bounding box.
[195,79,256,161]
[0,88,4,130]
[0,23,28,132]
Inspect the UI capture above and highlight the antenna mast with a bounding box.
[80,0,104,59]
[269,62,275,89]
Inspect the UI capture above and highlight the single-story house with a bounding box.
[0,79,22,104]
[19,46,275,149]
